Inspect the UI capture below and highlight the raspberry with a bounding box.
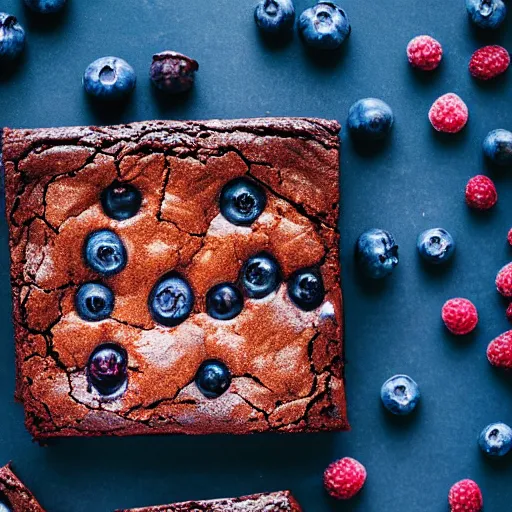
[506,303,512,323]
[442,298,478,335]
[429,93,468,133]
[469,45,510,81]
[496,262,512,298]
[465,175,498,210]
[487,330,512,369]
[323,457,367,500]
[407,35,443,71]
[448,479,483,512]
[508,228,512,247]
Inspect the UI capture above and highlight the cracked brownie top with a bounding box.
[2,118,347,439]
[117,490,302,512]
[0,464,45,512]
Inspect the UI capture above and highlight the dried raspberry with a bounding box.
[442,298,478,335]
[448,479,483,512]
[429,93,468,133]
[469,45,510,81]
[465,175,498,210]
[323,457,366,500]
[508,228,512,247]
[496,262,512,298]
[487,330,512,369]
[506,303,512,323]
[407,35,443,71]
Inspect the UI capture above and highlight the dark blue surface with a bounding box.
[0,1,511,511]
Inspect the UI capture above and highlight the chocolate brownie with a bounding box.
[117,490,302,511]
[2,118,347,439]
[0,464,45,511]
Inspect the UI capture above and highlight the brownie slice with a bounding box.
[0,464,45,511]
[117,490,302,511]
[3,118,347,439]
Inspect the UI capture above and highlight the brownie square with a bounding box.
[3,118,347,439]
[0,464,45,511]
[116,490,302,511]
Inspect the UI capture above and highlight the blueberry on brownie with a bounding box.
[116,490,302,511]
[3,118,347,439]
[0,464,45,512]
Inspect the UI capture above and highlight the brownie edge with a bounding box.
[0,464,45,512]
[116,490,302,512]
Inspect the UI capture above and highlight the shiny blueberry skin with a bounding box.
[417,228,455,265]
[465,0,506,29]
[24,0,67,13]
[288,269,325,311]
[254,0,295,35]
[356,229,399,279]
[0,13,25,61]
[195,360,231,398]
[150,51,199,94]
[83,57,136,100]
[84,230,127,276]
[88,344,128,396]
[478,422,512,457]
[101,181,142,221]
[75,283,114,321]
[206,283,244,320]
[149,274,194,327]
[241,253,280,299]
[348,98,394,141]
[483,129,512,167]
[220,178,267,226]
[298,2,351,50]
[0,498,10,512]
[381,375,420,416]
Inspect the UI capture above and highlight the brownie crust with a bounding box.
[0,464,45,512]
[116,490,302,511]
[3,118,347,439]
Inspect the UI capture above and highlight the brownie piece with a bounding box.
[0,464,45,511]
[117,490,302,511]
[2,118,347,439]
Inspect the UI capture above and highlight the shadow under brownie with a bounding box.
[2,118,347,440]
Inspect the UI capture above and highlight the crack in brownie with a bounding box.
[116,490,302,511]
[0,464,45,511]
[2,118,348,439]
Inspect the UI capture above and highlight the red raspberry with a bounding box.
[508,228,512,247]
[465,175,498,210]
[442,298,478,335]
[487,330,512,369]
[448,479,483,512]
[407,35,443,71]
[496,262,512,298]
[429,93,468,133]
[469,45,510,81]
[506,303,512,323]
[323,457,366,500]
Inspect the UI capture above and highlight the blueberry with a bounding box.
[88,344,128,396]
[356,229,399,279]
[84,230,127,276]
[149,274,194,327]
[479,422,512,457]
[83,57,136,100]
[150,51,199,94]
[0,13,25,61]
[254,0,295,35]
[0,498,10,512]
[298,2,350,50]
[381,375,420,416]
[483,129,512,167]
[101,181,142,221]
[288,269,325,311]
[348,98,394,141]
[24,0,67,14]
[220,178,266,226]
[417,228,455,265]
[195,360,231,398]
[241,253,280,298]
[75,283,114,321]
[206,283,244,320]
[465,0,506,29]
